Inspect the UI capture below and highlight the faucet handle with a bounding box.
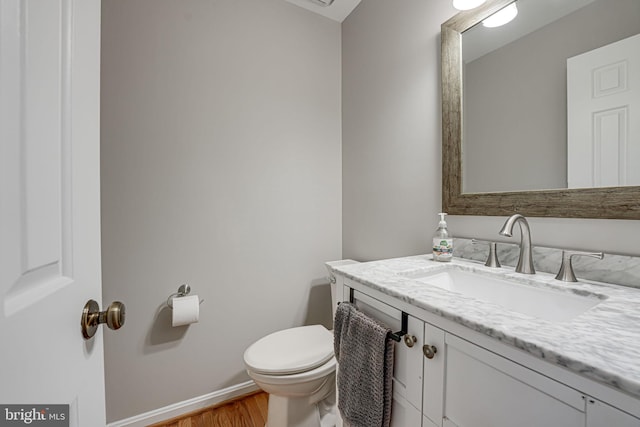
[555,250,604,282]
[472,239,501,268]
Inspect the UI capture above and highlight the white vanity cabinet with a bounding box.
[345,286,425,426]
[390,314,425,427]
[422,323,444,427]
[434,333,585,427]
[390,391,423,427]
[586,399,640,427]
[335,274,640,427]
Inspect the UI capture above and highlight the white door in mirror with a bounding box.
[567,33,640,189]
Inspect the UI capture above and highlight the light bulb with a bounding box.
[482,3,518,28]
[452,0,486,11]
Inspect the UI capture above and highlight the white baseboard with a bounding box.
[107,380,260,427]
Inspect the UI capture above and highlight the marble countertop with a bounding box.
[327,255,640,399]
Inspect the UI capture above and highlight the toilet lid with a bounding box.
[244,325,334,375]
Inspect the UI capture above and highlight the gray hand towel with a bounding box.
[334,302,395,427]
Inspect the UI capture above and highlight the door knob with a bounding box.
[81,300,126,339]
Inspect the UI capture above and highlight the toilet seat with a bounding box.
[244,325,334,375]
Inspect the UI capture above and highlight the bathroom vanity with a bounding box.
[327,256,640,427]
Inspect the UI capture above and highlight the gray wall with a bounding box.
[342,1,640,260]
[100,0,341,422]
[101,0,640,422]
[342,0,453,261]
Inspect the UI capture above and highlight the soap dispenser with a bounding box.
[433,213,453,262]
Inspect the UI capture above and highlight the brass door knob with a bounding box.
[81,300,126,340]
[423,344,438,359]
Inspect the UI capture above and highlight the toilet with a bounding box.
[243,279,340,427]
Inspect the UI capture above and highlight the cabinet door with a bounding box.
[586,398,640,427]
[390,389,423,427]
[423,323,446,426]
[424,414,441,427]
[443,334,585,427]
[394,315,425,411]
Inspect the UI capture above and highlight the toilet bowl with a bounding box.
[243,265,358,427]
[243,325,337,427]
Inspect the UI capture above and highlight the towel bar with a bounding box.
[387,312,408,342]
[347,287,407,342]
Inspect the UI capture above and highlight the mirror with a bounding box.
[442,0,640,219]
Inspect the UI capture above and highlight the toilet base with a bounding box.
[265,389,336,427]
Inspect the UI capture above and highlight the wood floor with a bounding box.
[149,392,268,427]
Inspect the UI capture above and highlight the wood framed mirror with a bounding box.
[441,0,640,219]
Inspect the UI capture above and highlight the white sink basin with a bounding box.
[403,268,602,322]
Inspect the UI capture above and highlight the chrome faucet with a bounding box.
[499,214,535,274]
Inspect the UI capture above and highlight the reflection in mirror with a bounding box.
[461,0,640,193]
[441,0,640,219]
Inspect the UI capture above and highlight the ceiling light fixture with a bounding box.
[482,2,518,27]
[452,0,486,11]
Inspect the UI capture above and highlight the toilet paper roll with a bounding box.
[171,295,200,327]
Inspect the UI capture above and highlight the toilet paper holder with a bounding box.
[166,284,204,309]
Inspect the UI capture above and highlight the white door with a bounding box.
[567,33,640,189]
[0,0,105,426]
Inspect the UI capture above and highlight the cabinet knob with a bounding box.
[404,334,417,347]
[423,344,438,359]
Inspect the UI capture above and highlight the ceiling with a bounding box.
[463,0,597,62]
[285,0,362,22]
